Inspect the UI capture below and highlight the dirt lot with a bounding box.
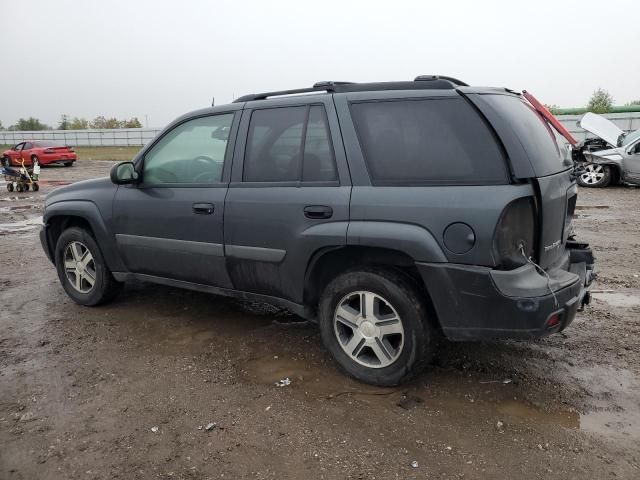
[1,161,639,479]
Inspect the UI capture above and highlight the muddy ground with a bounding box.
[1,161,639,479]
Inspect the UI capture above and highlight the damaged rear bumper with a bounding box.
[416,242,594,341]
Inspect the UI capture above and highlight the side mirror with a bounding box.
[110,162,139,184]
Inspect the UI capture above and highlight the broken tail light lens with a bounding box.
[493,197,537,269]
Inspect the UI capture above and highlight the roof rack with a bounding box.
[232,75,468,103]
[233,81,354,103]
[414,75,469,87]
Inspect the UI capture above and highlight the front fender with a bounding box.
[43,200,126,272]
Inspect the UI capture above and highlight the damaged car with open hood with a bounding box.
[573,112,640,188]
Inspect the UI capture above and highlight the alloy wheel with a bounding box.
[63,241,96,293]
[580,164,606,185]
[333,291,405,368]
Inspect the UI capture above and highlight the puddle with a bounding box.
[496,399,579,428]
[592,291,640,308]
[568,365,640,441]
[0,216,43,235]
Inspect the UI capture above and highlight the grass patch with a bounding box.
[1,145,142,162]
[73,146,142,161]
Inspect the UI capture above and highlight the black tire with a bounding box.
[23,183,29,191]
[64,161,74,167]
[6,183,13,192]
[577,163,612,188]
[16,184,24,192]
[54,227,121,306]
[318,268,435,386]
[32,183,39,192]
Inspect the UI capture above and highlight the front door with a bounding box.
[112,111,238,288]
[21,142,33,164]
[622,140,640,181]
[8,143,24,165]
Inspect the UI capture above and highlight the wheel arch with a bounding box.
[303,245,441,330]
[43,201,126,272]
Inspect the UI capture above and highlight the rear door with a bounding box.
[112,110,239,287]
[465,92,576,268]
[224,96,351,302]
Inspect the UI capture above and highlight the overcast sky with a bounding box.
[1,0,639,128]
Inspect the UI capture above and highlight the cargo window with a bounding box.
[482,94,569,175]
[350,98,507,185]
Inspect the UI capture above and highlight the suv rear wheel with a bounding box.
[54,227,120,306]
[319,268,435,386]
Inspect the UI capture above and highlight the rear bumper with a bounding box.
[417,242,594,340]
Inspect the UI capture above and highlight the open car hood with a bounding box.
[579,112,624,147]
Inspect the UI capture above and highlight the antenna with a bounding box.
[211,96,215,107]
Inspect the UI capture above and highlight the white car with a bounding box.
[576,112,640,187]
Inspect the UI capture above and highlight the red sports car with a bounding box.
[1,140,77,167]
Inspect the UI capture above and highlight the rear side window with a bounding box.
[243,105,338,183]
[350,98,507,185]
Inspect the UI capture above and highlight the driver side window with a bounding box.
[143,114,234,185]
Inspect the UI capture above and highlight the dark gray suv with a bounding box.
[40,76,594,386]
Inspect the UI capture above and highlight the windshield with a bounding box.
[621,129,640,147]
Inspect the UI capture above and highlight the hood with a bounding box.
[579,112,624,147]
[45,177,113,206]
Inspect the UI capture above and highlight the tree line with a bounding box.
[0,115,143,131]
[546,89,640,115]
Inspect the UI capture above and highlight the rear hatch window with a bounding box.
[479,94,571,177]
[350,98,508,185]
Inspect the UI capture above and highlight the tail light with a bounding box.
[493,197,537,269]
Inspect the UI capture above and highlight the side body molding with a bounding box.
[347,221,447,262]
[43,200,126,272]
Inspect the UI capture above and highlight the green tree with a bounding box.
[0,120,4,130]
[122,117,142,128]
[11,117,50,131]
[69,117,89,129]
[89,116,107,129]
[57,114,71,130]
[587,88,614,114]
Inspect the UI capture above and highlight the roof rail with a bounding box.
[233,81,354,103]
[414,75,469,87]
[233,75,468,103]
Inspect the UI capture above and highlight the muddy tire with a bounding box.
[64,161,74,167]
[318,268,435,386]
[577,163,612,188]
[55,227,121,306]
[6,183,13,192]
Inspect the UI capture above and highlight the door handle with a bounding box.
[192,202,215,214]
[304,205,333,219]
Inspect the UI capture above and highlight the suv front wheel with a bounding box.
[319,268,435,386]
[55,227,120,306]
